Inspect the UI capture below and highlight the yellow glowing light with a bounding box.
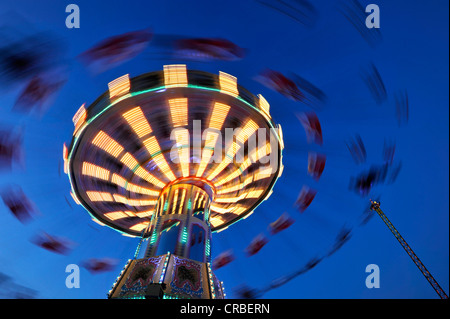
[210,204,230,214]
[135,210,153,218]
[86,191,114,202]
[92,219,106,226]
[253,166,274,181]
[169,98,188,127]
[172,189,179,215]
[112,195,157,207]
[196,130,220,177]
[142,136,161,156]
[104,212,123,221]
[206,140,243,182]
[130,221,150,232]
[178,188,186,214]
[118,152,165,188]
[63,143,69,161]
[214,195,244,203]
[124,211,136,217]
[157,194,165,215]
[63,143,69,174]
[216,183,242,195]
[209,119,258,182]
[136,166,166,188]
[278,163,284,178]
[174,129,190,177]
[278,124,284,150]
[256,142,271,160]
[242,210,255,219]
[127,199,157,207]
[143,136,176,181]
[263,189,273,201]
[215,189,265,203]
[219,71,239,97]
[258,94,271,117]
[122,233,137,238]
[214,141,271,187]
[126,183,160,196]
[193,192,200,210]
[243,175,253,187]
[111,173,127,188]
[72,103,87,136]
[216,175,253,194]
[108,74,130,100]
[113,194,127,204]
[232,206,248,215]
[120,152,139,169]
[239,158,252,173]
[235,119,258,144]
[105,211,136,221]
[196,102,232,178]
[206,157,233,182]
[70,190,81,205]
[209,102,230,130]
[92,131,124,158]
[122,106,152,138]
[214,169,241,187]
[197,194,205,210]
[246,189,265,199]
[164,64,188,87]
[210,216,223,228]
[62,143,68,160]
[82,162,111,181]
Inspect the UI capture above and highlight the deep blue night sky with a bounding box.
[0,0,448,299]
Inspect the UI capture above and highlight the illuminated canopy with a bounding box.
[66,65,284,237]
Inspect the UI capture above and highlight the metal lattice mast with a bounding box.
[370,200,448,299]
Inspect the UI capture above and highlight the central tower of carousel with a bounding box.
[64,65,284,299]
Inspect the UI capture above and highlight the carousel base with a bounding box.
[108,253,225,299]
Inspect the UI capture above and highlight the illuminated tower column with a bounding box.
[109,179,222,299]
[144,179,215,263]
